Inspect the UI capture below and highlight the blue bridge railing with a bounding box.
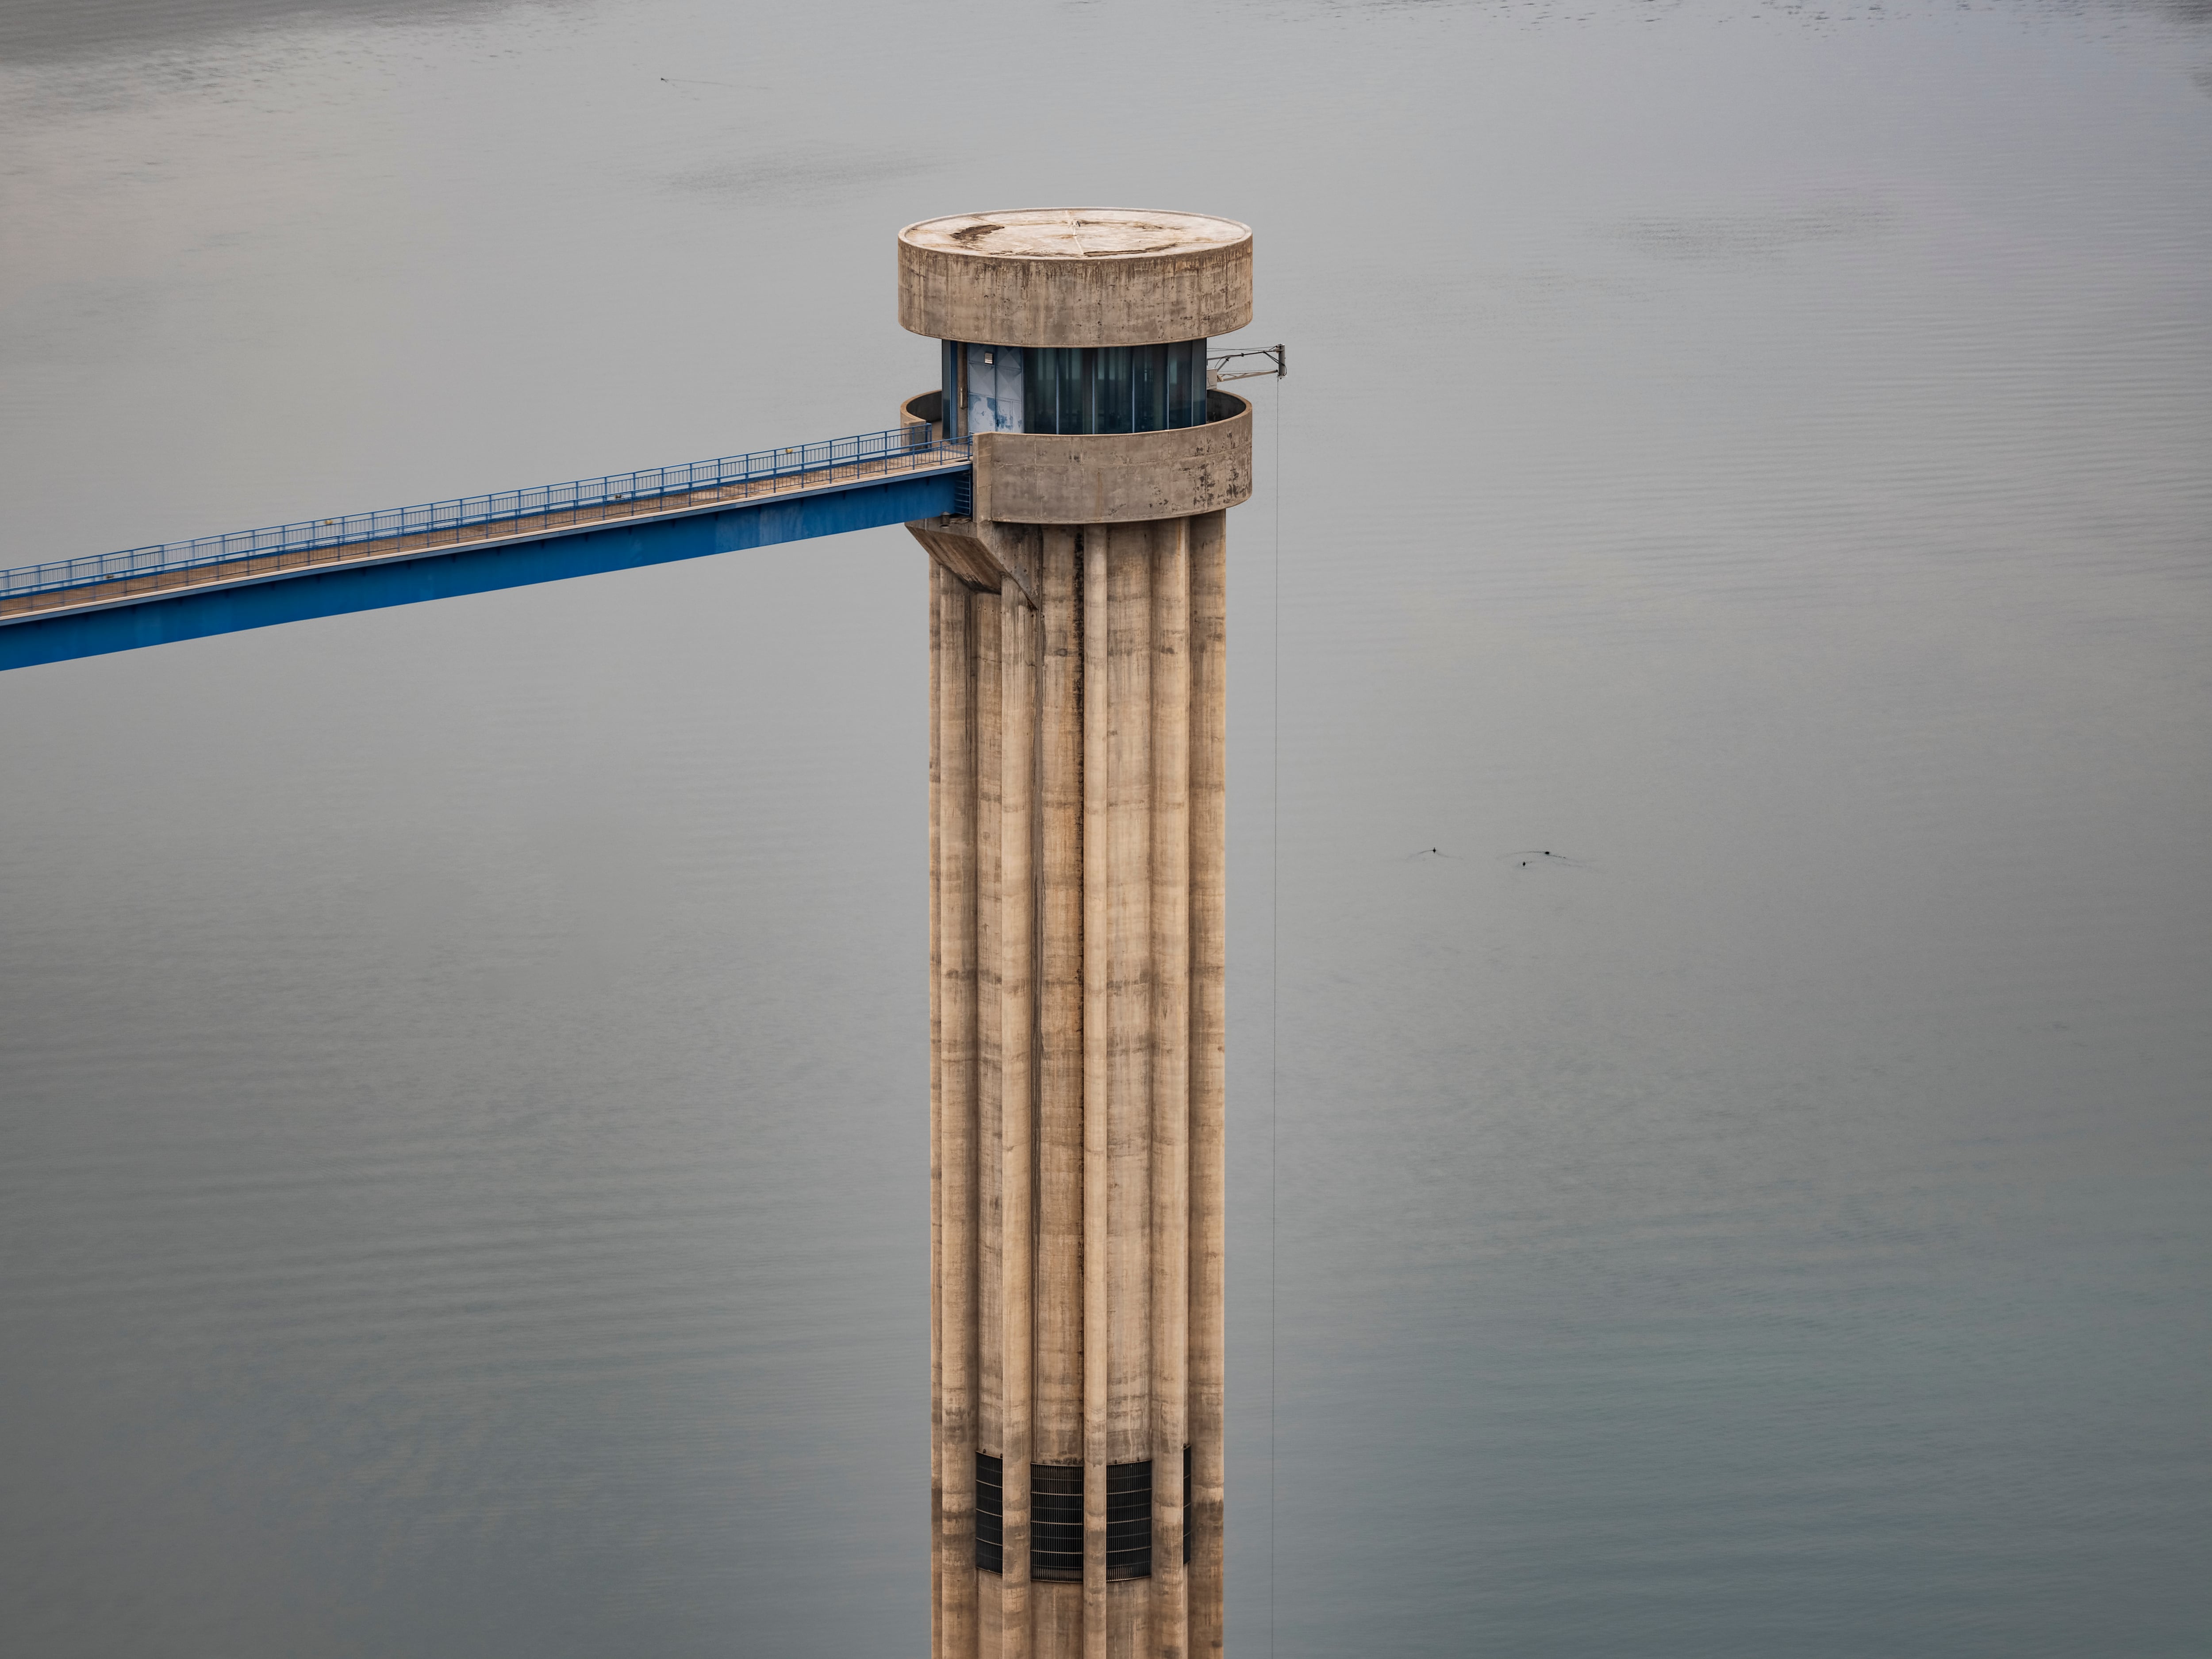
[2,423,968,605]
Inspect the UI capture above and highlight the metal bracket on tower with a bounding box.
[1206,344,1286,386]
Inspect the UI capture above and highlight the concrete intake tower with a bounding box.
[900,208,1254,1659]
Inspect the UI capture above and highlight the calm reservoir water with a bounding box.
[3,1,2208,1654]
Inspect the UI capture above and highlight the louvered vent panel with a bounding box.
[1030,1464,1083,1582]
[975,1453,1004,1574]
[1105,1460,1152,1582]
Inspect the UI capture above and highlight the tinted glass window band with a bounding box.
[1018,343,1211,436]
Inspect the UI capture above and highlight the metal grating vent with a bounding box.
[1106,1459,1152,1581]
[976,1453,1004,1574]
[1030,1464,1083,1582]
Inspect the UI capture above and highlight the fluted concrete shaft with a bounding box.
[922,512,1227,1659]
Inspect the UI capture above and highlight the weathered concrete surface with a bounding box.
[1000,586,1038,1659]
[899,387,1250,534]
[908,518,1041,607]
[900,209,1252,348]
[938,565,981,1659]
[973,395,1252,526]
[923,517,1227,1659]
[1185,512,1227,1659]
[916,204,1243,1659]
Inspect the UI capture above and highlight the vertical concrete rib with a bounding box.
[1150,520,1192,1659]
[979,595,1005,1472]
[1186,511,1229,1659]
[940,575,979,1659]
[1000,582,1037,1659]
[1036,531,1086,1470]
[929,561,946,1659]
[977,594,1004,1657]
[1080,531,1111,1659]
[1107,524,1156,1476]
[1106,523,1155,1659]
[1036,529,1087,1659]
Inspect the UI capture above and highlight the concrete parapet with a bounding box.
[903,386,1249,552]
[972,392,1252,525]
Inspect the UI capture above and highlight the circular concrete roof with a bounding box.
[898,208,1253,347]
[900,208,1251,262]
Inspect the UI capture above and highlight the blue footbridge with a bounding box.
[0,423,972,673]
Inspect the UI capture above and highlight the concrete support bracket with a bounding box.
[909,517,1042,608]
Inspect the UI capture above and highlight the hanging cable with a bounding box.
[1268,365,1283,1659]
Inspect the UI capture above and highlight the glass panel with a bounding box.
[1166,340,1197,428]
[999,340,1210,434]
[1095,346,1132,434]
[1133,344,1166,433]
[1024,348,1055,435]
[1058,346,1084,436]
[1051,347,1084,435]
[941,340,961,440]
[1071,347,1095,434]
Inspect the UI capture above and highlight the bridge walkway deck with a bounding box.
[3,426,966,627]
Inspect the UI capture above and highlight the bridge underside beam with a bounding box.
[0,470,963,672]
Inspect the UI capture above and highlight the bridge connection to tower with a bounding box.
[1,205,1266,1659]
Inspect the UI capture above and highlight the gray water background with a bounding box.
[3,1,2209,1654]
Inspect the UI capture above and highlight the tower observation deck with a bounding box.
[902,208,1253,1659]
